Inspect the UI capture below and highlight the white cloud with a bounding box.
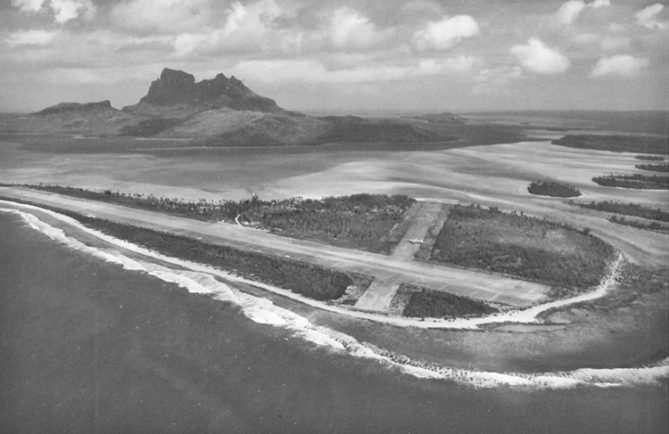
[590,55,649,78]
[4,30,58,47]
[173,0,284,56]
[11,0,93,23]
[50,0,94,24]
[111,0,212,32]
[635,4,667,30]
[511,38,570,74]
[413,15,479,50]
[11,0,45,12]
[417,56,477,74]
[590,0,610,8]
[327,7,393,49]
[556,0,610,25]
[229,57,476,85]
[557,1,586,25]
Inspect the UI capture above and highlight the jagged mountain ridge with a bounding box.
[123,68,281,118]
[1,68,464,146]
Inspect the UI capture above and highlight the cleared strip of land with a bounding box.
[355,201,451,312]
[390,201,444,261]
[0,186,549,307]
[354,278,400,312]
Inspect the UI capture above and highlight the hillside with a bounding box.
[0,68,502,147]
[0,100,138,136]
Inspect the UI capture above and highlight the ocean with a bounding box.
[1,211,667,433]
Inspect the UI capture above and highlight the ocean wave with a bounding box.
[0,200,623,331]
[1,203,666,389]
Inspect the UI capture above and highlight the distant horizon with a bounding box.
[3,101,669,117]
[3,1,668,113]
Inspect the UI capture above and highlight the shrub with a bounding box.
[528,180,581,198]
[592,174,669,190]
[401,285,497,319]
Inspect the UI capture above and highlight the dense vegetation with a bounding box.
[527,180,581,197]
[400,285,497,319]
[634,155,665,161]
[241,194,415,253]
[609,215,669,234]
[592,173,669,189]
[553,135,668,155]
[17,185,415,253]
[431,205,615,288]
[67,211,360,301]
[574,200,669,222]
[635,163,669,173]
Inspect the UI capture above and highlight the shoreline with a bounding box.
[1,203,668,389]
[0,198,623,330]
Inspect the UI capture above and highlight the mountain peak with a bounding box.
[159,68,195,86]
[127,68,281,116]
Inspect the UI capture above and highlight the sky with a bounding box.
[1,0,668,113]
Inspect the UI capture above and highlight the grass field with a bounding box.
[430,205,615,288]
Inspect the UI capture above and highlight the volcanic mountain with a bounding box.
[1,68,467,146]
[123,68,282,118]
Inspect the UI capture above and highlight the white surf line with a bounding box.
[1,205,668,390]
[0,199,622,330]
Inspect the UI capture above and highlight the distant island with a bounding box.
[0,68,524,148]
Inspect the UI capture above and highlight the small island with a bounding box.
[528,180,581,198]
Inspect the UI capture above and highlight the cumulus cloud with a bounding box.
[511,38,570,74]
[229,56,476,85]
[11,0,93,23]
[11,0,45,12]
[635,3,667,30]
[590,0,610,8]
[557,1,586,25]
[4,30,58,47]
[590,55,649,78]
[110,0,212,33]
[50,0,94,24]
[413,15,479,50]
[416,56,477,75]
[173,0,284,56]
[327,7,393,49]
[556,0,610,25]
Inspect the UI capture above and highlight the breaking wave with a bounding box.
[1,202,667,389]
